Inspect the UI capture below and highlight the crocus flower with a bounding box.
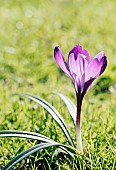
[54,44,107,153]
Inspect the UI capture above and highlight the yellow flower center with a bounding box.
[81,54,86,59]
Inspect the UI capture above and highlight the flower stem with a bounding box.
[76,94,83,154]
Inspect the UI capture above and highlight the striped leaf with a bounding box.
[19,93,74,146]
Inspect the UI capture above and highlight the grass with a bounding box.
[0,0,116,169]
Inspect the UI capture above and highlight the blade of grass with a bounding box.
[19,93,74,147]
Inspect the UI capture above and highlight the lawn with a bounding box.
[0,0,116,169]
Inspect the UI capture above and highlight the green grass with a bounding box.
[0,0,116,169]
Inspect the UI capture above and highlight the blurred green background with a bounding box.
[0,0,116,169]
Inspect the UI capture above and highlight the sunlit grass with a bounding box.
[0,0,116,169]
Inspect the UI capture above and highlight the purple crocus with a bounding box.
[54,44,107,153]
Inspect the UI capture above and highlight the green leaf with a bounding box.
[2,142,75,170]
[19,93,74,147]
[54,92,76,125]
[0,130,54,143]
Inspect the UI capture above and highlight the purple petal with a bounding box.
[81,78,95,98]
[68,53,78,75]
[68,53,87,94]
[99,56,107,75]
[68,53,88,80]
[54,46,71,77]
[82,49,92,63]
[94,51,105,61]
[69,44,82,60]
[68,44,92,63]
[81,51,107,97]
[75,74,85,94]
[75,76,81,94]
[94,51,107,75]
[85,58,102,82]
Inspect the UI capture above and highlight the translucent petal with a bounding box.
[54,46,71,77]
